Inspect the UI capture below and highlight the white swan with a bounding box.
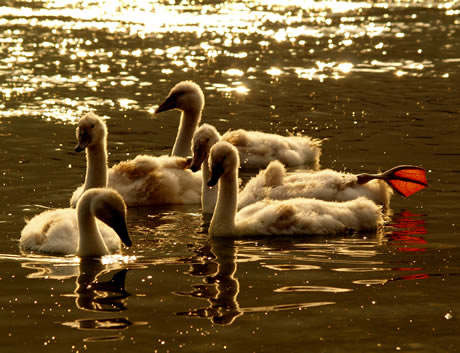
[238,161,427,210]
[70,112,108,207]
[20,188,132,257]
[155,80,204,157]
[207,141,383,237]
[155,80,322,169]
[70,112,202,206]
[107,82,203,206]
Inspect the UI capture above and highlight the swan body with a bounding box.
[156,80,322,169]
[238,161,393,210]
[108,154,202,206]
[70,112,108,207]
[20,188,132,256]
[207,141,383,237]
[222,129,322,169]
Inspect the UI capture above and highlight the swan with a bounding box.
[206,141,384,237]
[155,80,322,169]
[70,112,108,207]
[20,188,132,257]
[71,112,202,206]
[238,161,427,210]
[155,80,204,157]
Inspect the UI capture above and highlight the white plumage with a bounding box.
[238,160,393,210]
[222,128,322,169]
[108,154,201,206]
[20,188,131,256]
[71,112,202,207]
[207,141,383,237]
[156,80,322,169]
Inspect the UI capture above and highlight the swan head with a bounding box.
[79,188,132,247]
[207,141,240,187]
[155,81,205,115]
[74,112,107,152]
[190,124,221,172]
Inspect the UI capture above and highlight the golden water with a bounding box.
[0,0,459,352]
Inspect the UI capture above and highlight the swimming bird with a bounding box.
[20,188,132,257]
[70,112,109,207]
[71,112,202,206]
[206,141,383,237]
[237,161,428,210]
[155,80,322,169]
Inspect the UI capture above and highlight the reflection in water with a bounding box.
[354,211,430,285]
[386,210,428,253]
[175,238,344,325]
[19,256,144,341]
[73,258,130,312]
[175,238,243,325]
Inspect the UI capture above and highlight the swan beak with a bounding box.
[208,164,225,187]
[189,146,207,173]
[154,96,176,114]
[75,130,91,152]
[112,217,132,248]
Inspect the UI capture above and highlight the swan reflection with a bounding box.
[175,238,243,325]
[22,257,132,312]
[73,258,130,312]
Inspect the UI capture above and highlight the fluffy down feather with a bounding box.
[108,155,201,206]
[238,161,393,210]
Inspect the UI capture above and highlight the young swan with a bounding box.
[156,80,322,169]
[237,161,393,210]
[70,112,108,207]
[207,141,383,237]
[155,80,205,158]
[238,162,427,211]
[20,188,132,257]
[70,112,202,206]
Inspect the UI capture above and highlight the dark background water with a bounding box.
[0,0,459,352]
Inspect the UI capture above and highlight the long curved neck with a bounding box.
[209,169,238,236]
[171,109,201,157]
[77,199,109,257]
[83,142,108,191]
[202,156,218,214]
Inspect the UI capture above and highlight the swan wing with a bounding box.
[109,155,202,206]
[235,197,382,236]
[20,208,79,254]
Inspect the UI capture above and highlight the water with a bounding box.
[1,0,459,351]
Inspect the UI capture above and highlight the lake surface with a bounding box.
[1,0,459,352]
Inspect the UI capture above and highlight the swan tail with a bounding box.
[357,165,428,197]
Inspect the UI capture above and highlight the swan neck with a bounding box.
[209,169,238,236]
[171,110,201,157]
[84,141,108,191]
[202,157,218,214]
[77,198,109,257]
